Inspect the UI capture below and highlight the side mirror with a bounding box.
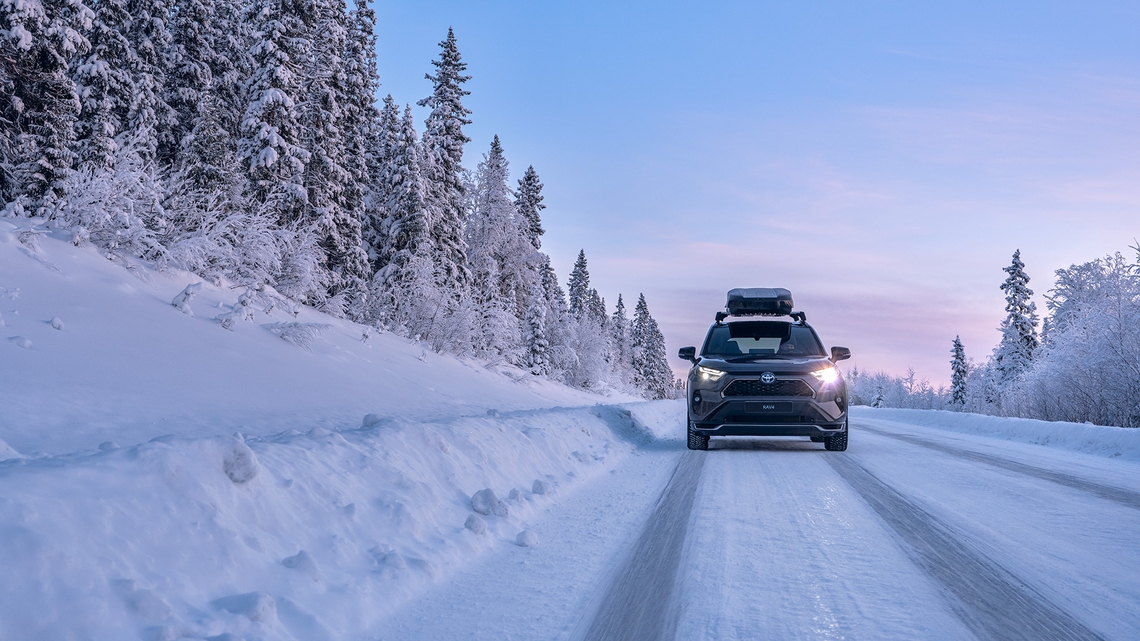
[830,346,851,363]
[678,346,697,362]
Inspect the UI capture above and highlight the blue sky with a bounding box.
[373,0,1139,384]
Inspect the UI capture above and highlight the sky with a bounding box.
[373,0,1140,385]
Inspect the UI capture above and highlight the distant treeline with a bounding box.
[850,247,1140,427]
[0,2,678,397]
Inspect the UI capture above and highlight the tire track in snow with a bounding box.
[827,455,1105,641]
[860,425,1140,510]
[581,450,706,641]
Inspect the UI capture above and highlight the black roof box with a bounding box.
[726,288,793,316]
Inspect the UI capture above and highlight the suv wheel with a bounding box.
[687,419,709,451]
[824,419,848,451]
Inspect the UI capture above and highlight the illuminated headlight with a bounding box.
[697,366,725,382]
[811,366,839,384]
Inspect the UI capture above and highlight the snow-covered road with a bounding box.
[378,414,1140,640]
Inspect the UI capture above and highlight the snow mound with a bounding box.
[464,514,487,534]
[50,316,63,330]
[222,439,260,484]
[171,283,201,316]
[516,530,539,547]
[854,407,1140,462]
[362,413,384,428]
[282,550,322,582]
[471,488,509,517]
[532,479,552,495]
[9,336,31,349]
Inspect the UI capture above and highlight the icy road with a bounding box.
[377,413,1140,641]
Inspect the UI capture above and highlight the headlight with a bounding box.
[811,366,838,384]
[697,366,725,382]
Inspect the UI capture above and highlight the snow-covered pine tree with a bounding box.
[418,27,472,289]
[163,0,230,167]
[950,335,967,405]
[0,0,92,210]
[586,288,606,326]
[567,249,590,316]
[362,94,399,271]
[994,249,1039,386]
[170,0,247,191]
[370,104,432,324]
[514,165,545,250]
[342,0,382,284]
[300,0,369,310]
[466,135,525,357]
[523,281,550,375]
[72,0,131,172]
[123,0,175,164]
[238,0,318,300]
[630,293,672,399]
[609,293,630,381]
[238,0,310,220]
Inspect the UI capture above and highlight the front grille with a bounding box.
[723,378,814,397]
[725,415,816,424]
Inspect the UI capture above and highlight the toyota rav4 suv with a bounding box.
[678,288,851,451]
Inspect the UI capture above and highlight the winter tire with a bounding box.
[824,419,848,451]
[687,420,709,451]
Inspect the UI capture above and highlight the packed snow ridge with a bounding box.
[0,218,680,639]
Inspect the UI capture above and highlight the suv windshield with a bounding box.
[702,321,825,359]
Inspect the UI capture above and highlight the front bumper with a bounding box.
[690,422,846,437]
[688,384,847,437]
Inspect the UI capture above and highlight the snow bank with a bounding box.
[0,403,664,640]
[0,216,670,640]
[853,407,1140,462]
[0,217,630,455]
[621,399,686,441]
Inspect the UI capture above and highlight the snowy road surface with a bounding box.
[379,413,1140,640]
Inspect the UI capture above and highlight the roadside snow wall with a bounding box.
[0,404,668,641]
[853,407,1140,462]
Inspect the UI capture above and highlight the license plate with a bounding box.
[746,401,792,413]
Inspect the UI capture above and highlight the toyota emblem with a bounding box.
[761,372,776,384]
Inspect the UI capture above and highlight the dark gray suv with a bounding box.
[678,288,851,451]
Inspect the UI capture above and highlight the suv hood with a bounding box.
[696,355,832,374]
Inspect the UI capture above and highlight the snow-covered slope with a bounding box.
[0,218,675,640]
[0,217,619,456]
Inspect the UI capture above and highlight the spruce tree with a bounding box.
[123,0,175,163]
[238,0,310,220]
[609,293,630,380]
[163,0,233,167]
[994,249,1039,386]
[301,0,369,305]
[173,0,246,189]
[72,0,132,172]
[523,282,550,375]
[586,288,606,325]
[567,250,590,316]
[418,27,472,289]
[950,335,967,405]
[0,0,92,209]
[363,94,400,272]
[342,0,382,273]
[631,293,672,399]
[371,104,430,321]
[514,165,545,249]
